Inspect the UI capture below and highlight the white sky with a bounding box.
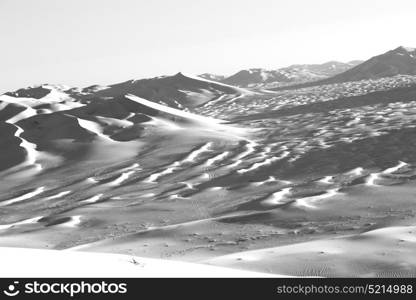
[0,0,415,92]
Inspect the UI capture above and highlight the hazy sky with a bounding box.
[0,0,415,92]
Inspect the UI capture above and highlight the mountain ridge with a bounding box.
[271,46,416,91]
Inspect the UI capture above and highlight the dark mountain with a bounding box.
[273,46,416,90]
[90,72,241,109]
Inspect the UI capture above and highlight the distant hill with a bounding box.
[272,46,416,90]
[216,61,361,88]
[198,73,226,82]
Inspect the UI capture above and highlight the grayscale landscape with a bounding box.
[2,45,416,277]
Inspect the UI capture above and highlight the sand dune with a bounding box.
[318,176,334,184]
[206,225,416,277]
[0,187,45,206]
[261,188,292,206]
[295,188,340,209]
[145,166,178,183]
[107,171,136,186]
[81,194,104,204]
[5,121,41,170]
[93,72,245,110]
[58,216,82,227]
[182,142,213,163]
[126,94,248,139]
[75,116,115,142]
[365,173,380,186]
[205,151,230,166]
[6,106,37,124]
[237,157,279,174]
[0,217,43,231]
[382,161,408,174]
[44,190,72,200]
[2,69,416,278]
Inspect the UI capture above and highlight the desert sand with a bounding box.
[2,71,416,277]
